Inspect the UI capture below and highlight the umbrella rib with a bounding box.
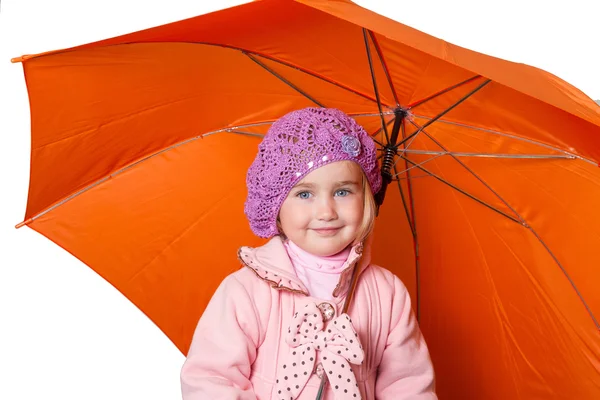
[354,111,395,117]
[409,118,524,221]
[225,130,266,138]
[394,79,492,150]
[363,28,391,143]
[204,112,392,138]
[398,154,522,224]
[393,122,422,170]
[400,149,575,160]
[16,133,208,227]
[408,75,483,109]
[408,120,600,329]
[411,114,598,166]
[527,229,600,330]
[394,174,431,181]
[369,117,395,146]
[368,30,400,106]
[393,162,421,321]
[395,120,421,320]
[15,176,111,228]
[371,137,384,147]
[244,52,325,107]
[186,41,389,107]
[390,138,416,236]
[15,113,392,228]
[392,153,444,178]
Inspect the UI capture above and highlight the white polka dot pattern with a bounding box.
[274,303,364,399]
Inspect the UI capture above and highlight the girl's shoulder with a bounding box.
[362,263,410,296]
[222,263,302,301]
[222,266,272,294]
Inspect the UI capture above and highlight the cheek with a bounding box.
[345,197,365,225]
[279,200,308,228]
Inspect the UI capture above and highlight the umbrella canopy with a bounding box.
[14,0,600,398]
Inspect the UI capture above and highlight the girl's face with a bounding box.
[279,161,365,257]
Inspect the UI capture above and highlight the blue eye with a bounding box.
[335,189,350,197]
[297,191,312,199]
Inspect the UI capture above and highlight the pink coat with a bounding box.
[181,237,436,399]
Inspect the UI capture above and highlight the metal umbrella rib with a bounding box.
[398,150,575,159]
[407,118,600,329]
[411,114,597,166]
[408,75,484,110]
[363,28,391,143]
[187,41,389,107]
[244,52,326,108]
[397,153,522,224]
[394,79,492,150]
[367,30,400,107]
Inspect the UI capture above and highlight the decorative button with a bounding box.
[314,362,325,379]
[341,135,361,157]
[318,302,335,321]
[355,243,364,255]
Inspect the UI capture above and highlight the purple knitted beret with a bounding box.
[244,108,382,238]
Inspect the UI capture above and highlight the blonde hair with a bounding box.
[353,172,376,246]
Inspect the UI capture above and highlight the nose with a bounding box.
[316,196,338,221]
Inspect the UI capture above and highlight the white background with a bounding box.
[1,1,598,399]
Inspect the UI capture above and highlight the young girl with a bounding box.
[181,108,436,399]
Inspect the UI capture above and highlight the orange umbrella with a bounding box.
[13,0,600,398]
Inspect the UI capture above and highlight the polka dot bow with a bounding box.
[275,303,364,399]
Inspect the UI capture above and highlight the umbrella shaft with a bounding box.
[315,374,327,399]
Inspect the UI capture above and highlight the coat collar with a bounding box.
[237,236,372,298]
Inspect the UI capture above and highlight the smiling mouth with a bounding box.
[312,227,342,236]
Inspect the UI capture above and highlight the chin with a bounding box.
[307,241,350,257]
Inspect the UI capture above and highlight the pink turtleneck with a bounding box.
[283,240,351,300]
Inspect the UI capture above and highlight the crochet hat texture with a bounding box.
[245,108,382,238]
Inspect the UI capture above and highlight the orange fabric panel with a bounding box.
[24,43,319,218]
